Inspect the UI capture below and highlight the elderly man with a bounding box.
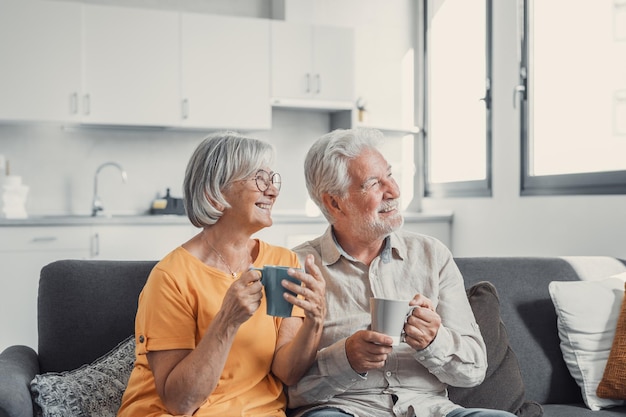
[288,128,514,417]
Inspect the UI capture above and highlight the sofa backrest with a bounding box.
[455,257,626,405]
[37,259,157,373]
[36,256,626,405]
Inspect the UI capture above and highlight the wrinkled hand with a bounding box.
[345,330,394,374]
[282,254,326,327]
[220,269,263,326]
[403,293,441,350]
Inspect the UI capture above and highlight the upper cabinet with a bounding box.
[0,1,180,127]
[0,0,82,123]
[81,5,180,126]
[271,21,355,110]
[180,13,271,130]
[0,1,357,128]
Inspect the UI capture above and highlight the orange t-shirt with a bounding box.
[117,241,303,417]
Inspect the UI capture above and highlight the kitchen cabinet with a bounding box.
[0,0,82,123]
[0,1,179,126]
[253,220,328,249]
[180,13,271,130]
[91,224,198,260]
[0,222,198,351]
[0,226,92,351]
[81,4,180,126]
[271,21,355,109]
[0,210,451,352]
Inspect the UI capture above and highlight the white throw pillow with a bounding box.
[549,272,626,410]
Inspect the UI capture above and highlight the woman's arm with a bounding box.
[272,254,326,385]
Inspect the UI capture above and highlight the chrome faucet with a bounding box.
[91,162,128,216]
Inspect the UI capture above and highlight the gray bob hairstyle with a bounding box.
[183,131,275,228]
[304,127,384,222]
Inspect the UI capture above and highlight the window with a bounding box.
[520,0,626,195]
[421,0,493,197]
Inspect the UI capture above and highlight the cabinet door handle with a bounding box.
[182,99,189,119]
[70,93,78,115]
[83,94,91,115]
[91,232,99,257]
[315,74,321,94]
[305,73,311,93]
[31,236,58,243]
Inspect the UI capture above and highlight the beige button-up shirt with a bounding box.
[288,227,487,417]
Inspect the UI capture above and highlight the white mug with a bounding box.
[370,297,417,346]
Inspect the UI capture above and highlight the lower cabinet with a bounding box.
[0,223,198,352]
[253,221,329,249]
[90,224,198,260]
[0,227,92,352]
[0,214,451,352]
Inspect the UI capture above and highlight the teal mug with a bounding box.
[253,266,301,317]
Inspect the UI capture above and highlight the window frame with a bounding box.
[421,0,494,198]
[519,0,626,196]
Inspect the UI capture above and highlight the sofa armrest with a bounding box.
[0,345,39,417]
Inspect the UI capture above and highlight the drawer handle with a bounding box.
[31,236,58,243]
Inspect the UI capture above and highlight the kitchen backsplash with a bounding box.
[0,109,330,216]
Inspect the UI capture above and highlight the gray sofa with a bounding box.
[1,256,626,417]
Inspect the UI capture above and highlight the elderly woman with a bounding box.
[117,132,326,417]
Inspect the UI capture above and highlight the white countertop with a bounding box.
[0,210,453,227]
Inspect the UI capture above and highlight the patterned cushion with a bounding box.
[597,282,626,399]
[30,336,135,417]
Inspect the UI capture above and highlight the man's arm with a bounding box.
[287,337,366,408]
[408,255,487,388]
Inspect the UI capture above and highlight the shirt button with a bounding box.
[385,371,392,377]
[419,356,425,361]
[139,335,145,343]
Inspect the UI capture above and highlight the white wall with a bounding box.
[422,0,626,259]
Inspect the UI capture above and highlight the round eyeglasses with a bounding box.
[243,170,282,192]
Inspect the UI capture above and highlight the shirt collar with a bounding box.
[319,226,342,266]
[321,226,405,265]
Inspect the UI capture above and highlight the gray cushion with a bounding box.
[30,336,135,417]
[448,281,543,417]
[37,260,155,373]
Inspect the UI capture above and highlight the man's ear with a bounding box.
[322,194,341,215]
